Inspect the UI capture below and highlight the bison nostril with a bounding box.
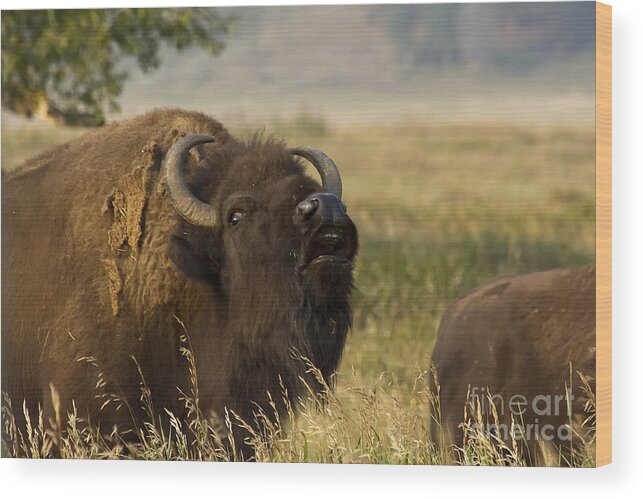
[297,198,319,220]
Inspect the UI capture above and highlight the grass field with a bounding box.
[1,118,596,464]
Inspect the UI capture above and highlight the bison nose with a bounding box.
[294,193,349,235]
[296,198,319,221]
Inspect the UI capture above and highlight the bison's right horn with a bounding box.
[290,147,343,200]
[164,134,219,229]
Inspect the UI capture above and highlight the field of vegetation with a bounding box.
[1,118,596,464]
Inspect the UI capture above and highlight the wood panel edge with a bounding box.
[595,0,612,468]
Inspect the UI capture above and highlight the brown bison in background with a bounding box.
[2,109,358,459]
[431,267,596,466]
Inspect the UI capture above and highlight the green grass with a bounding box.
[1,118,595,464]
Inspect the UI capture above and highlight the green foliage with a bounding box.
[1,9,233,126]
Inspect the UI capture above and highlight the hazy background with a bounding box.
[115,3,595,125]
[2,2,595,133]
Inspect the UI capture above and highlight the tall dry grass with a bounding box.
[1,337,596,465]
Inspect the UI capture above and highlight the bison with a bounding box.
[430,266,596,465]
[1,108,358,459]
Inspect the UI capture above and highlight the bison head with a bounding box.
[164,134,358,383]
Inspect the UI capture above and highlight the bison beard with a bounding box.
[1,109,358,460]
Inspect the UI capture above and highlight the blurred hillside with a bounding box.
[2,2,596,129]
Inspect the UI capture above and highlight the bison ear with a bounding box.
[168,233,220,285]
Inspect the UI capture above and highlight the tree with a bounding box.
[1,8,233,126]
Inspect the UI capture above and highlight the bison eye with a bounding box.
[228,211,245,228]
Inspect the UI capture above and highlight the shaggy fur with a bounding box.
[431,267,596,465]
[2,109,358,459]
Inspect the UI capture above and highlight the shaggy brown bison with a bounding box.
[431,267,596,465]
[1,108,358,459]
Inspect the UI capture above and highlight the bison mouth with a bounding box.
[301,225,356,271]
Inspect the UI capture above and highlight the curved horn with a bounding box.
[164,134,219,229]
[289,147,343,200]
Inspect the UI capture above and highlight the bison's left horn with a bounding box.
[290,147,343,200]
[164,134,219,229]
